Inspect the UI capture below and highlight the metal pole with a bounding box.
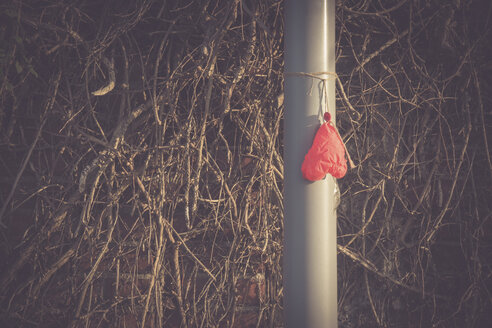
[284,0,337,327]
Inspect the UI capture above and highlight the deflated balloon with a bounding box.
[301,121,347,181]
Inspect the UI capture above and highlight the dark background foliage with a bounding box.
[336,0,492,326]
[0,0,490,327]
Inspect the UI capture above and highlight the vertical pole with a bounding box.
[284,0,337,327]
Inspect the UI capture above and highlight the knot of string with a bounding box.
[284,71,359,119]
[285,71,337,119]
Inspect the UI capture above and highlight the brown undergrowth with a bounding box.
[0,0,490,327]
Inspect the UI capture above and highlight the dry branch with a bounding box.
[0,1,490,327]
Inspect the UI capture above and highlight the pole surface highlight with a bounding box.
[284,0,337,327]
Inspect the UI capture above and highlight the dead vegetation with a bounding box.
[0,0,490,327]
[336,0,492,326]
